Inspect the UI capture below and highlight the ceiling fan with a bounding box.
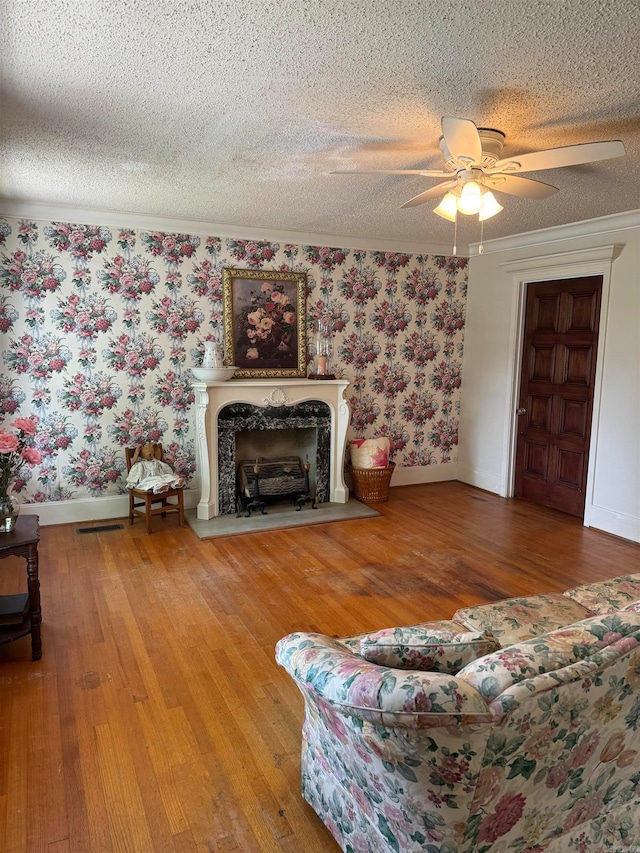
[332,116,626,222]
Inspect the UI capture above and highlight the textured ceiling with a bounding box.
[2,0,640,250]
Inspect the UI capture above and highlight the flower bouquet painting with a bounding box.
[222,268,307,378]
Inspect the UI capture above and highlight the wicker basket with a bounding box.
[348,462,395,503]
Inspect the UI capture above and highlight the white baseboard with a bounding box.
[391,463,457,486]
[587,505,640,543]
[19,489,200,527]
[455,465,505,496]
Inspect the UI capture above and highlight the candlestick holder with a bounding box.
[309,321,335,380]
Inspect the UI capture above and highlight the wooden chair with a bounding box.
[125,444,185,534]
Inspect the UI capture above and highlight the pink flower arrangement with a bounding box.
[32,413,79,458]
[400,331,441,366]
[146,295,204,340]
[338,267,380,305]
[337,332,380,371]
[430,359,462,394]
[369,363,410,400]
[227,239,278,269]
[0,417,42,499]
[51,293,117,339]
[139,231,200,264]
[371,251,410,273]
[102,333,164,377]
[57,372,122,418]
[43,222,111,262]
[161,440,196,482]
[4,333,73,379]
[304,246,347,272]
[431,299,465,336]
[400,391,439,425]
[348,394,381,432]
[97,255,160,301]
[370,299,411,337]
[107,407,168,446]
[150,371,195,411]
[187,260,222,302]
[62,448,126,496]
[402,269,442,304]
[0,249,66,297]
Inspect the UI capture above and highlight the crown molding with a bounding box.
[469,209,640,256]
[501,244,618,275]
[0,199,463,257]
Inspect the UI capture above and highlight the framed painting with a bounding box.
[222,268,307,378]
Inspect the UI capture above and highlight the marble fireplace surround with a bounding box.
[192,379,351,519]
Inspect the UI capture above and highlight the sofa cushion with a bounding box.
[457,610,640,705]
[337,619,465,654]
[453,592,593,645]
[564,573,640,614]
[359,624,500,673]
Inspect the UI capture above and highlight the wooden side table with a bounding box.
[0,514,41,660]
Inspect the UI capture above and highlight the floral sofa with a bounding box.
[275,573,640,852]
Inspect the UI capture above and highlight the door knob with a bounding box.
[516,407,526,415]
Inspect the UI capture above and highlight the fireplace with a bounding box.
[192,379,350,519]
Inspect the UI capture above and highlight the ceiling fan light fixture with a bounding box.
[478,191,503,221]
[457,180,483,215]
[433,192,458,221]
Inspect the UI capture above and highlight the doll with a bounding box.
[126,443,185,494]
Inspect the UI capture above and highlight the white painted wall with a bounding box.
[458,213,640,543]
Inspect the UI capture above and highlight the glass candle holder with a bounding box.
[314,322,332,376]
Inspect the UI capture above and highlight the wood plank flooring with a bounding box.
[1,482,639,852]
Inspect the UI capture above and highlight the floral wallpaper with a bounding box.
[0,215,467,505]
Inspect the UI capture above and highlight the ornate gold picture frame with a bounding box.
[222,268,307,378]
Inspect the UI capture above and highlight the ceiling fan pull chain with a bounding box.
[479,215,485,254]
[452,212,458,255]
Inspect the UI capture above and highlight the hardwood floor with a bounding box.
[1,482,638,852]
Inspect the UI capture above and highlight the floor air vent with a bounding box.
[77,524,124,534]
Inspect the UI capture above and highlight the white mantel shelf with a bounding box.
[192,378,351,519]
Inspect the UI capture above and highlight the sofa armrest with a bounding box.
[276,631,493,729]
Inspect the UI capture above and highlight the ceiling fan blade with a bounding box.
[441,116,482,165]
[331,169,450,177]
[484,174,558,199]
[400,181,458,208]
[490,140,626,174]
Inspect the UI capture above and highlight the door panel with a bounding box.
[514,276,602,517]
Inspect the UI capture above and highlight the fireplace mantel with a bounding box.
[192,378,351,519]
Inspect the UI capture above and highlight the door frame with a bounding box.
[500,245,617,527]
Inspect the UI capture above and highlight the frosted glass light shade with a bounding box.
[457,181,483,215]
[478,191,503,221]
[433,192,458,221]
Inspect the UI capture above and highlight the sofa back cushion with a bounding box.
[457,610,640,712]
[564,573,640,615]
[360,624,500,673]
[453,592,593,645]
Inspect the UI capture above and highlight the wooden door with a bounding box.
[514,276,602,517]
